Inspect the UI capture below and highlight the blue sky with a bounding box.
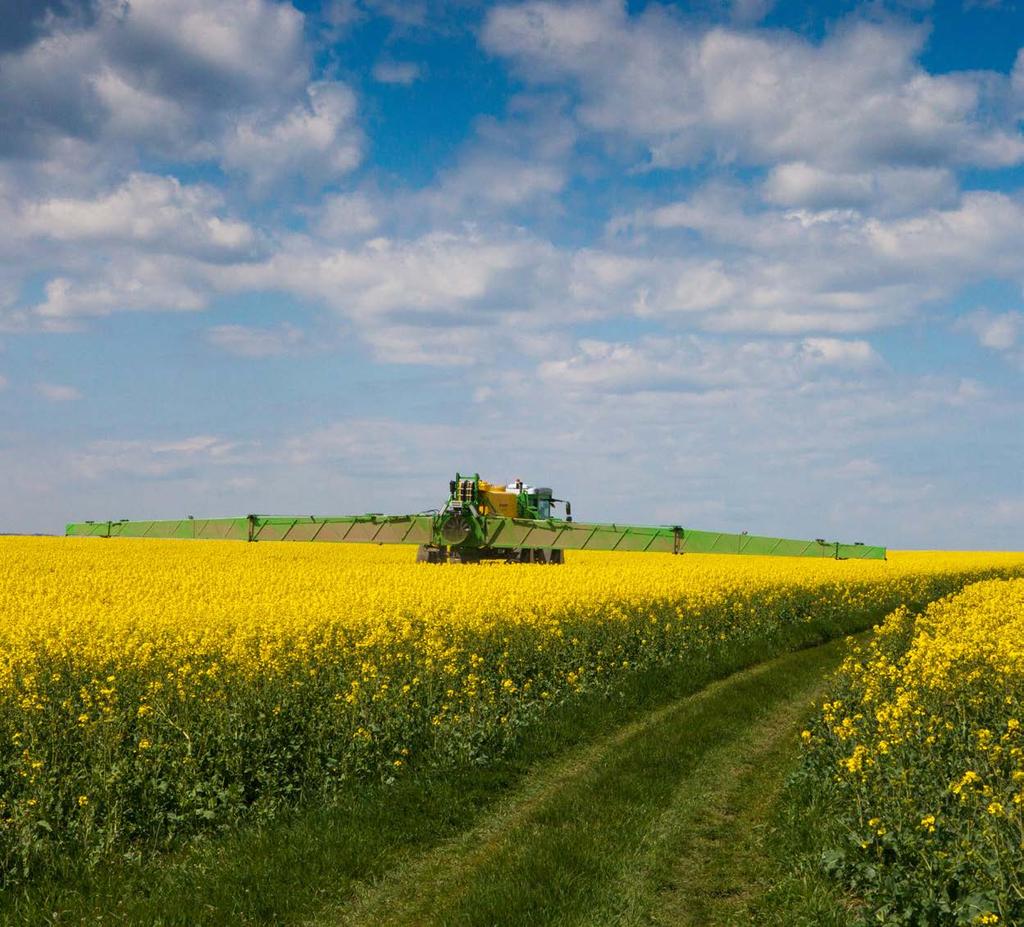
[1,0,1023,548]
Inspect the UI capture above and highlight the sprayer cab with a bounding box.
[447,473,572,522]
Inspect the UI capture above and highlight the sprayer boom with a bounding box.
[66,472,886,562]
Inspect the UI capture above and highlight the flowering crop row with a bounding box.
[800,578,1024,926]
[2,537,1023,882]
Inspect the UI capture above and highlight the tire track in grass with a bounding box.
[311,633,858,927]
[605,665,832,927]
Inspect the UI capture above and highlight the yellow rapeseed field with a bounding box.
[802,578,1024,925]
[2,536,1024,880]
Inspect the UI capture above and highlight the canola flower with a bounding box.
[2,537,1023,881]
[801,578,1024,925]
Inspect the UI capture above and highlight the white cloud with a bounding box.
[20,173,256,259]
[183,176,1024,353]
[154,436,239,456]
[730,0,775,24]
[217,228,558,321]
[800,337,880,368]
[316,192,381,238]
[358,323,493,366]
[536,334,880,393]
[72,434,243,480]
[1014,49,1024,110]
[320,0,363,36]
[1,173,261,326]
[762,163,957,215]
[418,97,576,214]
[33,261,208,320]
[36,382,82,401]
[960,309,1022,351]
[6,0,1016,359]
[221,81,363,189]
[864,192,1024,275]
[440,159,566,209]
[483,3,1024,173]
[282,419,461,477]
[617,185,1024,333]
[0,0,309,164]
[0,0,367,197]
[92,67,193,148]
[206,323,305,358]
[948,377,989,405]
[115,0,307,98]
[11,168,1024,348]
[763,163,875,210]
[372,60,422,85]
[992,496,1024,526]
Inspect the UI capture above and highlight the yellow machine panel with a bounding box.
[478,480,518,517]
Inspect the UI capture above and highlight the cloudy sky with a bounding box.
[1,0,1023,547]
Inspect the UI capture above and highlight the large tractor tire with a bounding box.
[416,545,448,564]
[510,548,563,564]
[448,548,483,564]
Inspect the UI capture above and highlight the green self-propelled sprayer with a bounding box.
[65,472,886,563]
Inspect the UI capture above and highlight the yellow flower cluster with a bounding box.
[803,578,1024,925]
[1,537,1023,881]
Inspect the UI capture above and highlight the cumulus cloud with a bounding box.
[483,2,1024,173]
[72,434,244,480]
[959,309,1022,351]
[216,227,558,321]
[536,334,880,393]
[0,0,358,188]
[800,337,880,367]
[32,261,209,321]
[36,382,82,401]
[0,0,99,54]
[182,176,1024,354]
[762,163,957,215]
[221,81,364,189]
[283,419,461,474]
[315,192,381,239]
[358,323,495,366]
[617,184,1024,333]
[19,173,256,260]
[1015,49,1024,109]
[4,0,1019,359]
[729,0,775,24]
[0,172,264,326]
[865,192,1024,274]
[372,59,422,85]
[206,323,305,358]
[415,96,576,215]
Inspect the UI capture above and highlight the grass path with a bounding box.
[311,633,857,927]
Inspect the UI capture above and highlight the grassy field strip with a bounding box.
[317,673,723,927]
[624,669,854,927]
[313,633,859,927]
[604,677,824,927]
